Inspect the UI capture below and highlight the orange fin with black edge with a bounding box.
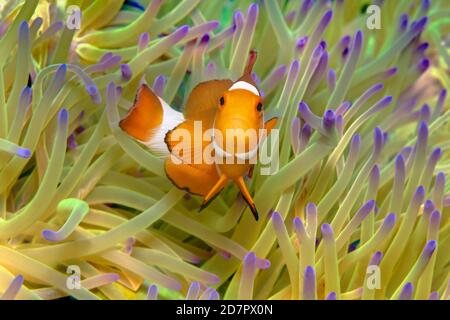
[165,156,220,196]
[119,84,184,156]
[164,119,220,196]
[119,84,164,142]
[264,117,278,134]
[248,165,254,179]
[234,176,259,221]
[199,174,229,211]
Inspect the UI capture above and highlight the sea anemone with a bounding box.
[0,0,448,300]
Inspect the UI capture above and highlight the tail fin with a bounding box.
[119,84,164,142]
[120,84,184,156]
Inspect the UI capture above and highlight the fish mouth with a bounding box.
[211,129,261,162]
[211,138,259,161]
[224,116,262,128]
[210,119,265,162]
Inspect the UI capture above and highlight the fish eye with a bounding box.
[219,97,225,106]
[256,102,263,112]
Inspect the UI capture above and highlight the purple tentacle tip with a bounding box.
[398,282,414,300]
[293,216,303,231]
[301,123,312,137]
[244,251,256,265]
[313,44,324,59]
[399,13,408,31]
[414,185,426,202]
[353,30,363,48]
[323,109,335,130]
[423,199,434,215]
[340,34,351,48]
[417,115,430,135]
[296,36,308,51]
[298,101,309,114]
[305,265,315,277]
[429,210,441,227]
[290,59,300,74]
[370,251,383,266]
[420,104,431,122]
[41,229,58,241]
[351,134,361,149]
[378,96,393,110]
[372,83,384,93]
[120,64,132,81]
[321,10,333,28]
[67,134,77,150]
[384,67,397,77]
[100,52,113,63]
[321,223,333,239]
[147,284,158,299]
[325,291,336,300]
[19,21,29,36]
[58,108,68,125]
[342,47,349,59]
[395,153,405,170]
[257,258,271,270]
[56,64,67,79]
[428,292,439,300]
[200,33,210,45]
[20,86,32,103]
[384,213,396,229]
[306,202,317,216]
[139,32,149,46]
[16,147,31,159]
[86,85,101,104]
[174,25,189,39]
[248,3,259,18]
[361,199,376,215]
[271,211,282,226]
[417,58,430,73]
[208,20,220,30]
[373,127,384,153]
[421,0,430,12]
[423,240,437,257]
[209,289,220,300]
[327,69,336,87]
[430,147,442,162]
[411,16,428,34]
[417,42,429,53]
[303,265,316,299]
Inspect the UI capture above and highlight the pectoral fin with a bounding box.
[164,119,220,196]
[264,117,278,134]
[165,157,220,196]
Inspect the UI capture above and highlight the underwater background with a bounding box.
[0,0,449,300]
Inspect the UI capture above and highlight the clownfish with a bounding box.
[119,51,277,221]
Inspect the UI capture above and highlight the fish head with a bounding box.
[213,81,264,157]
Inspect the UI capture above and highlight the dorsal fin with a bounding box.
[236,50,259,89]
[183,79,233,128]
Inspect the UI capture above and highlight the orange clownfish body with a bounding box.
[119,52,277,221]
